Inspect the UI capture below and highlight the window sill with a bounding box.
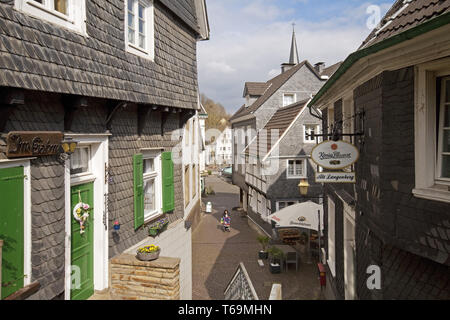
[126,43,154,61]
[286,176,307,180]
[18,0,87,36]
[412,187,450,204]
[144,211,164,225]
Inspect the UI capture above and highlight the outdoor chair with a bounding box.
[285,251,298,272]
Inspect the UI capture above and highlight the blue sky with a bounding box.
[197,0,395,114]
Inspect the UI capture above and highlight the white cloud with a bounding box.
[198,0,394,114]
[206,61,237,74]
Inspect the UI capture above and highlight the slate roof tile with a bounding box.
[360,0,450,49]
[244,99,309,158]
[0,0,203,109]
[230,61,320,122]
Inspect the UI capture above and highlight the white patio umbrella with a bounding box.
[267,201,324,231]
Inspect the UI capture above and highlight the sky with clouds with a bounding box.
[197,0,395,115]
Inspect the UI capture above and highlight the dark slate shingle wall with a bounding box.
[1,91,186,299]
[108,105,184,258]
[0,0,199,109]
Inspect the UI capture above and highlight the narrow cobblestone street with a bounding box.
[192,175,324,300]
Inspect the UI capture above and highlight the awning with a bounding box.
[267,201,324,231]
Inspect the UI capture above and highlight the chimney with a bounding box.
[281,63,295,73]
[314,62,325,74]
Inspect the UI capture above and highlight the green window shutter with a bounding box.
[133,154,144,229]
[0,167,24,300]
[162,151,175,213]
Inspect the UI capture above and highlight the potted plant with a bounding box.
[257,235,270,260]
[267,246,285,274]
[148,217,169,237]
[136,245,161,261]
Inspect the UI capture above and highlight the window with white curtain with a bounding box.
[287,159,306,179]
[283,93,295,107]
[15,0,87,34]
[125,0,154,59]
[70,146,90,175]
[413,60,450,204]
[143,152,161,221]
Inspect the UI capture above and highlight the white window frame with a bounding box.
[303,124,320,144]
[143,151,162,222]
[124,0,155,60]
[15,0,87,35]
[327,196,336,277]
[275,200,298,212]
[437,77,450,182]
[413,58,450,204]
[70,145,92,179]
[286,159,307,179]
[282,93,296,107]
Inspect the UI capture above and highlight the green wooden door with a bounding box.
[0,167,24,300]
[70,183,94,300]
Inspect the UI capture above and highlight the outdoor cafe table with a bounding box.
[276,244,299,272]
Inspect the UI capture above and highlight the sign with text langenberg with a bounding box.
[315,172,356,183]
[311,140,359,170]
[6,131,63,158]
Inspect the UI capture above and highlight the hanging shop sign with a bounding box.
[315,172,356,184]
[6,131,63,158]
[311,140,359,170]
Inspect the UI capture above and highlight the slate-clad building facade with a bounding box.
[230,29,340,235]
[308,0,450,300]
[0,0,209,300]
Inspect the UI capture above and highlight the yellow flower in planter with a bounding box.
[138,245,160,254]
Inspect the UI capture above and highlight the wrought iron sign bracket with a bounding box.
[105,101,127,131]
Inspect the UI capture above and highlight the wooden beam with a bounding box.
[4,281,40,300]
[179,109,195,129]
[137,105,152,136]
[161,108,170,136]
[0,89,25,132]
[63,96,88,132]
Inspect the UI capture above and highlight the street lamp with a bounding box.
[298,178,309,196]
[59,137,78,161]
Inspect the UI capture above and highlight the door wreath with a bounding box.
[73,190,92,235]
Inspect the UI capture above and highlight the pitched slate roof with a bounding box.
[231,61,321,122]
[360,0,450,49]
[230,104,247,121]
[244,99,309,158]
[243,82,270,97]
[321,61,343,78]
[0,0,202,109]
[309,0,450,108]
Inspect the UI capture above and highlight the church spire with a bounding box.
[289,23,300,65]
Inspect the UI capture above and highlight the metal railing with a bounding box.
[224,262,259,300]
